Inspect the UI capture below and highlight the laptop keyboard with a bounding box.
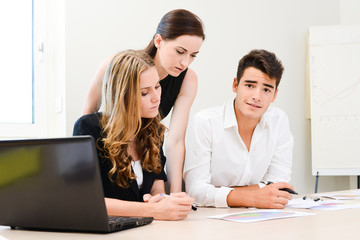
[108,216,153,231]
[108,216,140,225]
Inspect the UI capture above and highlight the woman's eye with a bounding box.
[190,54,197,58]
[176,50,184,54]
[141,92,148,96]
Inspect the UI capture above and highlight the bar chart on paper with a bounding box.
[308,26,360,176]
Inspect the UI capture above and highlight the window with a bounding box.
[0,0,48,138]
[0,0,33,124]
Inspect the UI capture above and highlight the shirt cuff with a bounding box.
[214,186,234,208]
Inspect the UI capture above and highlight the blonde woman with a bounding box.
[74,50,193,220]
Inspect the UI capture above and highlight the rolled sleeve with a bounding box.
[215,187,234,208]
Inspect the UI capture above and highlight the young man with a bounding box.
[184,49,295,208]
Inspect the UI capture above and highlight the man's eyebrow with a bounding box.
[244,80,257,84]
[244,80,275,89]
[264,83,275,89]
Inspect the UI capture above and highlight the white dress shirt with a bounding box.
[183,101,293,208]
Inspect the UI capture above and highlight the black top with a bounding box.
[159,68,188,119]
[73,113,167,202]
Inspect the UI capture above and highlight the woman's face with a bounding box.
[139,66,161,118]
[155,34,203,77]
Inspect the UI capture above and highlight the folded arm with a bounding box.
[227,183,294,209]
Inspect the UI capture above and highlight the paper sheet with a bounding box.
[287,196,360,211]
[209,210,315,223]
[317,190,360,200]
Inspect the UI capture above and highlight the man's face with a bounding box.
[233,67,278,122]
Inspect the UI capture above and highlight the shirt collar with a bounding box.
[223,100,238,129]
[258,111,269,129]
[223,100,270,130]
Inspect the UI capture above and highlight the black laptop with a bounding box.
[0,136,153,233]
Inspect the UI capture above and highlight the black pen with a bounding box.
[261,181,298,195]
[303,196,321,201]
[279,188,298,195]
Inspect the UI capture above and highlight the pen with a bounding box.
[160,193,197,211]
[260,181,298,195]
[303,196,321,201]
[279,188,298,195]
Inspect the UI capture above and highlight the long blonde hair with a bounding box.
[100,50,165,188]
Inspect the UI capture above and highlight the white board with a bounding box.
[309,25,360,176]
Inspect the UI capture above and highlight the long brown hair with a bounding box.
[100,50,165,188]
[145,9,205,58]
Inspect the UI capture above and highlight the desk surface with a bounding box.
[1,190,360,240]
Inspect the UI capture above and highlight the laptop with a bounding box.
[0,136,153,233]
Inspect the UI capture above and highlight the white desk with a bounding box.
[1,190,360,240]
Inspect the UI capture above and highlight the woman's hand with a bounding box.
[145,192,194,220]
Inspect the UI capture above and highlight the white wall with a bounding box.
[340,0,360,189]
[340,0,360,25]
[54,0,360,193]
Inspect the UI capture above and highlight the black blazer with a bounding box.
[73,113,167,202]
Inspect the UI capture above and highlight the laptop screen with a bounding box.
[0,136,111,232]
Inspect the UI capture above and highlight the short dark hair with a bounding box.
[236,49,284,89]
[145,9,205,58]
